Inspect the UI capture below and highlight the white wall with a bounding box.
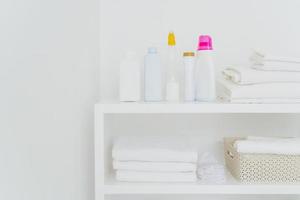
[100,0,300,101]
[1,0,300,199]
[0,0,99,200]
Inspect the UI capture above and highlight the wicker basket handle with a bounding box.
[227,150,234,159]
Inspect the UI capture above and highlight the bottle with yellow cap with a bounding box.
[166,31,180,102]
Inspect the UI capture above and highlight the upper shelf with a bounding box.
[95,102,300,114]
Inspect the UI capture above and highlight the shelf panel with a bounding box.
[102,175,300,195]
[96,102,300,114]
[103,182,300,195]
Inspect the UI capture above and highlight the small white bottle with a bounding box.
[144,47,162,102]
[119,52,141,102]
[183,52,195,101]
[195,35,216,102]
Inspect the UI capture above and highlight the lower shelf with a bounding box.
[102,176,300,194]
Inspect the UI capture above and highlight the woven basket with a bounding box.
[224,137,300,183]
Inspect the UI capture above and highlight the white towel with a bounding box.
[218,79,300,99]
[113,160,196,172]
[252,63,300,72]
[218,95,300,104]
[116,170,197,182]
[251,50,300,64]
[112,136,198,163]
[222,67,300,85]
[197,152,226,184]
[250,50,300,72]
[246,136,299,141]
[234,138,300,155]
[197,164,226,184]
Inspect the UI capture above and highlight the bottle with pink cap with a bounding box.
[195,35,216,102]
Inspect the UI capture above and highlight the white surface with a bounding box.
[96,102,300,113]
[0,0,99,199]
[103,179,300,194]
[119,52,141,102]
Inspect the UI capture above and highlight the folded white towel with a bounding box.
[252,63,300,72]
[246,136,300,141]
[251,50,300,64]
[112,136,198,163]
[218,79,300,99]
[116,170,197,182]
[113,160,196,172]
[234,138,300,155]
[222,67,300,85]
[250,50,300,72]
[218,95,300,104]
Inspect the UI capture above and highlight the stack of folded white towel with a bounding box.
[234,136,300,155]
[197,152,226,184]
[112,136,198,182]
[219,50,300,103]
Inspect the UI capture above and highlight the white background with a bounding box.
[100,0,300,101]
[0,0,99,199]
[1,0,300,200]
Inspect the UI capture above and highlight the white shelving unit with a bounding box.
[95,102,300,200]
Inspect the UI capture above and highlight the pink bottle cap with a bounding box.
[197,35,213,50]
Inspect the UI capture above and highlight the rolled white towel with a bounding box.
[197,164,226,184]
[234,138,300,155]
[112,136,198,163]
[113,160,196,172]
[116,170,197,182]
[197,152,226,184]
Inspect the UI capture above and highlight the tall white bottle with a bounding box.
[183,52,195,101]
[119,52,141,102]
[195,35,216,102]
[144,47,162,102]
[166,31,180,102]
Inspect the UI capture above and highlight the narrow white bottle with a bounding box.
[119,52,141,102]
[183,52,195,101]
[195,35,216,102]
[144,47,162,102]
[166,31,180,102]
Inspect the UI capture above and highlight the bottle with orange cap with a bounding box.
[183,51,196,101]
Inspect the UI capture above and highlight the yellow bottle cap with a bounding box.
[168,32,176,46]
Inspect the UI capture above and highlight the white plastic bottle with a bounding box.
[195,35,216,102]
[144,47,162,102]
[183,52,195,101]
[166,32,180,102]
[119,52,141,102]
